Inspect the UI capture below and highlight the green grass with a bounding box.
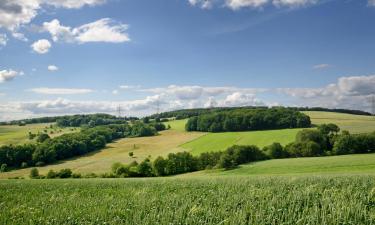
[164,119,188,132]
[0,123,78,146]
[304,111,375,133]
[190,153,375,177]
[1,176,374,224]
[182,128,302,155]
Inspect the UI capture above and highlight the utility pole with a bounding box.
[117,105,122,118]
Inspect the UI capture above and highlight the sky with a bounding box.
[0,0,375,120]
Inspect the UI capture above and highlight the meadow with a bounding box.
[0,175,374,224]
[0,123,78,146]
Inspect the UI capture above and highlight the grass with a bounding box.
[185,153,375,177]
[304,111,375,133]
[182,128,302,155]
[1,175,375,224]
[0,123,78,146]
[0,129,205,179]
[164,119,188,132]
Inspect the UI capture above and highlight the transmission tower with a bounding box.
[156,100,160,115]
[371,95,375,116]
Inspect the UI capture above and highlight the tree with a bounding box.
[29,168,39,178]
[36,133,50,143]
[153,156,167,176]
[57,169,72,178]
[264,143,287,159]
[129,152,134,157]
[47,170,57,179]
[137,159,154,177]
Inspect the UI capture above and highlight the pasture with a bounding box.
[0,176,374,224]
[0,123,78,146]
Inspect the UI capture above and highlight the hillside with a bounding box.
[0,111,374,178]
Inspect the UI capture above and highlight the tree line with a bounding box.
[0,114,138,126]
[0,122,164,172]
[185,108,311,132]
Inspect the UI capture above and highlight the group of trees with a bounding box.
[186,108,311,132]
[262,124,375,159]
[111,145,268,177]
[0,123,160,171]
[56,114,138,127]
[30,168,80,179]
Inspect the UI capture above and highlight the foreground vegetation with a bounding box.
[1,176,375,224]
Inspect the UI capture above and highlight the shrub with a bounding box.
[46,170,57,179]
[57,169,72,178]
[0,164,7,172]
[264,143,288,159]
[29,168,39,178]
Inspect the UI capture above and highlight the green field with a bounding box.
[182,128,302,155]
[0,123,78,146]
[1,175,374,224]
[184,153,375,177]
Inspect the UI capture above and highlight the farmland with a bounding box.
[1,175,374,224]
[0,123,78,146]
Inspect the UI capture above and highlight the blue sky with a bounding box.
[0,0,375,120]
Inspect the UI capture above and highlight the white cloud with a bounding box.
[47,65,59,71]
[119,85,141,90]
[0,33,8,46]
[41,0,106,9]
[30,88,93,95]
[0,0,106,32]
[112,89,119,95]
[368,0,375,6]
[141,85,266,100]
[226,0,269,10]
[31,39,51,54]
[222,92,264,106]
[12,32,28,41]
[43,18,130,43]
[189,0,318,9]
[313,64,331,70]
[273,0,317,7]
[0,69,19,83]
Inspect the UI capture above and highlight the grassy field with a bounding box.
[304,111,375,133]
[0,175,374,224]
[0,123,78,146]
[182,128,302,155]
[184,153,375,177]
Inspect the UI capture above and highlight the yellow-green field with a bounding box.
[0,123,78,146]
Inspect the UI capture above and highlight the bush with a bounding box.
[57,169,73,178]
[0,163,7,172]
[46,170,57,179]
[29,168,39,178]
[264,143,288,159]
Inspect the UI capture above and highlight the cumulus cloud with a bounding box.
[0,33,8,46]
[0,0,106,32]
[188,0,214,9]
[226,0,269,10]
[119,85,141,90]
[222,92,264,106]
[273,0,317,7]
[31,39,51,54]
[47,65,59,71]
[43,18,130,43]
[279,74,375,111]
[0,69,19,83]
[30,88,93,95]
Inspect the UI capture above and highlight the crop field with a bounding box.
[0,123,78,146]
[183,153,375,177]
[0,175,374,224]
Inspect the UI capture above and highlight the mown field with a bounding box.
[0,123,78,146]
[1,175,374,224]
